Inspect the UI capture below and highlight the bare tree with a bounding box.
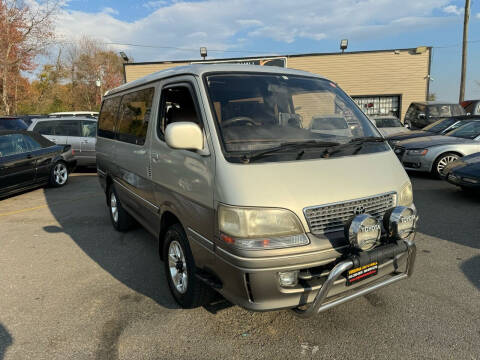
[63,36,124,110]
[0,0,58,114]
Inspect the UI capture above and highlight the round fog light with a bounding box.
[383,206,417,240]
[345,214,381,251]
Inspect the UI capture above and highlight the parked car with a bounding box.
[404,102,465,129]
[388,115,479,145]
[0,117,28,130]
[371,116,409,137]
[28,117,97,167]
[444,152,480,192]
[309,115,352,137]
[0,130,75,199]
[48,111,98,118]
[461,100,480,115]
[97,64,417,317]
[392,120,480,177]
[17,114,48,126]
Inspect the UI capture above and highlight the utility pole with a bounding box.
[459,0,470,103]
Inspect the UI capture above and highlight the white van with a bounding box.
[96,64,417,317]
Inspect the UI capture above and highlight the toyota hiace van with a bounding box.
[96,64,417,317]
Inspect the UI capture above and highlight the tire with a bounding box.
[405,120,412,129]
[432,152,460,178]
[107,185,134,232]
[163,223,214,308]
[49,161,69,187]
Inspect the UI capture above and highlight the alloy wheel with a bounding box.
[437,155,459,176]
[110,192,118,223]
[168,240,188,294]
[54,163,68,185]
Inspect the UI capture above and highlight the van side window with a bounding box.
[117,87,155,145]
[158,86,201,137]
[98,97,121,139]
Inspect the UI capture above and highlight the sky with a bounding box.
[46,0,480,101]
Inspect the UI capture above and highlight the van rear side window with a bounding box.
[98,97,121,139]
[117,88,155,146]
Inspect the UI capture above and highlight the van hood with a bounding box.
[215,150,409,231]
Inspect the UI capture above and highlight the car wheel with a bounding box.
[163,223,214,308]
[108,185,134,232]
[405,120,412,129]
[433,153,460,178]
[50,161,69,187]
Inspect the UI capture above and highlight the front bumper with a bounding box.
[214,237,416,314]
[292,239,416,318]
[400,155,432,172]
[446,172,480,188]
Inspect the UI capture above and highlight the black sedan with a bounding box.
[0,131,76,199]
[444,152,480,192]
[0,117,29,130]
[387,115,479,146]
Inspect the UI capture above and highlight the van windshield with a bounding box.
[205,73,385,161]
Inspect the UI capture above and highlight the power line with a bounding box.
[52,38,480,56]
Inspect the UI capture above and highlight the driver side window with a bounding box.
[158,85,201,138]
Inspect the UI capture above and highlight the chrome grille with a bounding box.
[304,193,396,235]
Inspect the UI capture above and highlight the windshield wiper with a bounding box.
[241,140,339,163]
[322,136,386,158]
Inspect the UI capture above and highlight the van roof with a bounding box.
[105,64,327,97]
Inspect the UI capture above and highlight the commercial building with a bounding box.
[124,47,432,121]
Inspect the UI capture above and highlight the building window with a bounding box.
[352,95,400,119]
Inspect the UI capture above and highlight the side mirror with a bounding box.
[418,112,426,120]
[165,122,204,151]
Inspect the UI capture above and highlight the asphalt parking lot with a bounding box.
[0,171,479,360]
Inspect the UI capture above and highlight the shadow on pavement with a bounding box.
[409,173,480,249]
[43,174,178,310]
[461,255,480,290]
[0,323,12,360]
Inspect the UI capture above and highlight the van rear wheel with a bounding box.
[163,223,214,308]
[108,185,134,232]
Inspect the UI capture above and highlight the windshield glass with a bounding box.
[447,121,480,139]
[373,117,402,128]
[423,118,457,133]
[428,105,465,117]
[205,73,383,158]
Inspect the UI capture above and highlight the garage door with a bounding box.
[352,95,400,118]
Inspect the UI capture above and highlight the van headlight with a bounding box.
[218,205,309,249]
[398,182,413,207]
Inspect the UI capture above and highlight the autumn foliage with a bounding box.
[0,1,125,115]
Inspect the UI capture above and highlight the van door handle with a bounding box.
[151,152,159,162]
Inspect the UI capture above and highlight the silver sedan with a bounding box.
[392,120,480,177]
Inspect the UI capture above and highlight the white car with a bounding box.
[371,116,410,137]
[27,117,97,167]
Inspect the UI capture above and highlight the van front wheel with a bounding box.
[163,224,214,308]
